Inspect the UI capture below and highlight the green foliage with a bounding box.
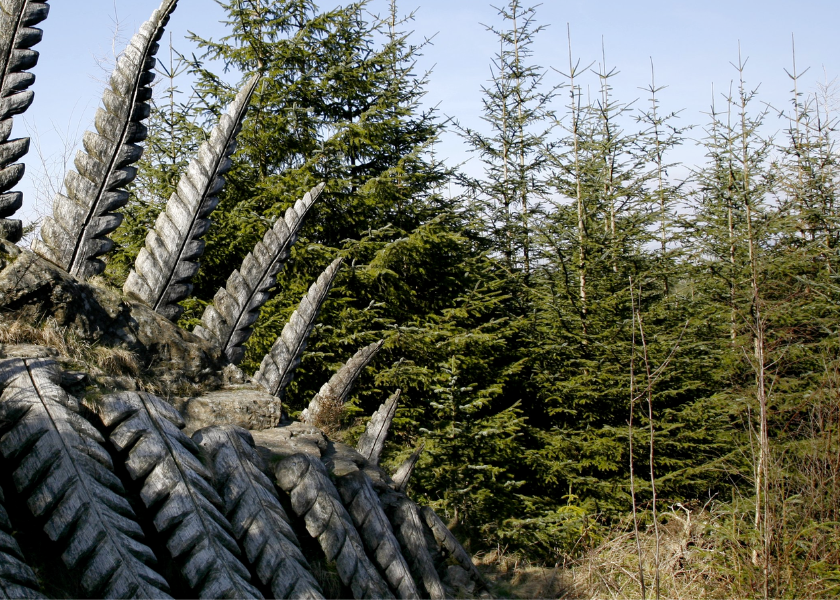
[410,358,527,546]
[104,2,840,590]
[457,0,554,273]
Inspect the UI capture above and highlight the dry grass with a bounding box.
[0,312,216,400]
[140,376,207,399]
[0,315,84,360]
[562,506,731,600]
[92,346,140,376]
[503,497,840,600]
[477,504,769,599]
[0,314,141,378]
[476,507,729,599]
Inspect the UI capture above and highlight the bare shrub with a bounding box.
[310,396,344,436]
[564,506,733,600]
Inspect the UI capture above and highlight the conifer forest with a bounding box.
[15,0,840,597]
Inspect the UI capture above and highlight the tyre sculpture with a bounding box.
[0,1,490,598]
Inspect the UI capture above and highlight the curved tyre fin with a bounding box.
[96,391,262,599]
[193,425,324,600]
[275,453,394,599]
[0,358,171,599]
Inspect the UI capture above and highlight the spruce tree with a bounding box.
[527,40,727,519]
[685,52,840,595]
[457,0,553,277]
[107,3,536,551]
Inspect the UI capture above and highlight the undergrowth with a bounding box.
[479,497,840,599]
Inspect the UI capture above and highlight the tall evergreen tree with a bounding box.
[457,0,553,277]
[525,40,727,519]
[107,3,535,553]
[686,53,840,594]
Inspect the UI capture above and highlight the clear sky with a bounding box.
[15,0,840,223]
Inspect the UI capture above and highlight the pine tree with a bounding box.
[108,4,539,547]
[525,39,727,521]
[635,61,686,295]
[457,0,553,277]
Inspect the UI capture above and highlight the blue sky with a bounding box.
[15,0,840,223]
